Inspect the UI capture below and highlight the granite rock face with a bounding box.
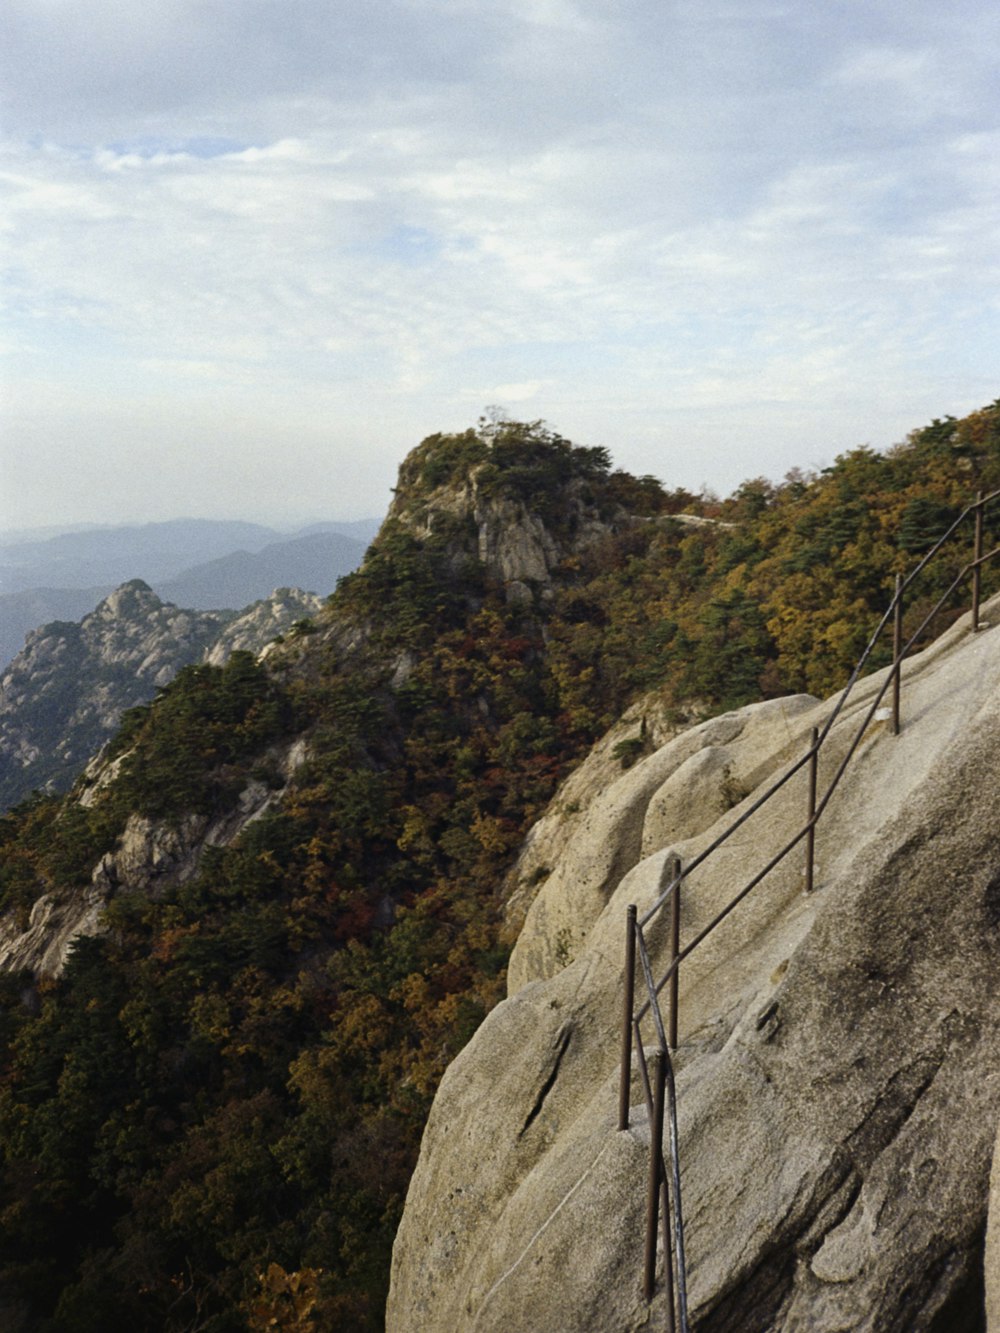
[505,695,816,995]
[0,737,309,978]
[475,495,561,587]
[0,581,322,809]
[388,596,1000,1332]
[390,462,628,606]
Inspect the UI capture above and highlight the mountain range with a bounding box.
[0,406,998,1330]
[0,517,378,667]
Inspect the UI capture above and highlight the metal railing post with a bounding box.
[668,856,681,1050]
[973,489,984,631]
[660,1170,676,1333]
[891,573,902,735]
[619,905,637,1131]
[644,1048,666,1302]
[805,727,818,893]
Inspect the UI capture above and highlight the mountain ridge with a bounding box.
[0,524,373,667]
[0,581,324,810]
[0,407,997,1328]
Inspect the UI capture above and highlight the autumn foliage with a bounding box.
[0,403,999,1329]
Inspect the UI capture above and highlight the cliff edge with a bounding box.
[388,592,1000,1332]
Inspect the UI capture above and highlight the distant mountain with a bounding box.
[0,522,109,543]
[0,519,281,594]
[0,519,377,667]
[155,531,367,609]
[0,516,381,596]
[0,585,117,669]
[293,518,382,543]
[0,581,324,810]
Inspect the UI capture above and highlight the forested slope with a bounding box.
[0,406,998,1330]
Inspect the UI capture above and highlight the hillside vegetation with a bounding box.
[0,405,998,1330]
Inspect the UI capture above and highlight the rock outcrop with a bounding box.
[388,594,1000,1332]
[0,582,322,809]
[389,440,630,605]
[0,736,309,978]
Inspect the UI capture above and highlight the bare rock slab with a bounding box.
[389,597,1000,1332]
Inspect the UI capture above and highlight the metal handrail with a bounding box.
[618,487,1000,1321]
[641,484,1000,932]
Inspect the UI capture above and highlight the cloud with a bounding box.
[460,380,548,403]
[2,0,1000,527]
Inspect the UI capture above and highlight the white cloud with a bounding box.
[460,380,548,403]
[832,46,934,87]
[2,0,1000,527]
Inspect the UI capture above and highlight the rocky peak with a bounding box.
[383,421,635,601]
[95,578,158,618]
[0,584,323,810]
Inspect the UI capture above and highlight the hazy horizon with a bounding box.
[0,513,386,545]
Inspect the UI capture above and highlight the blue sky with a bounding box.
[2,0,999,529]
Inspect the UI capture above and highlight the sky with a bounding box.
[2,0,999,531]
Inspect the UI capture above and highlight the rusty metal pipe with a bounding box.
[805,727,818,894]
[891,574,902,735]
[973,543,1000,571]
[973,490,984,631]
[668,856,681,1048]
[643,1049,666,1302]
[619,905,637,1131]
